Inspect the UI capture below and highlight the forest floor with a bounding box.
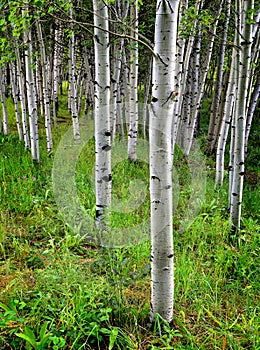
[0,99,259,349]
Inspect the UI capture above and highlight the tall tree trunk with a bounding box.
[127,0,139,162]
[0,66,9,136]
[230,0,253,231]
[36,18,53,152]
[245,73,260,155]
[23,5,40,162]
[150,0,179,324]
[14,39,29,149]
[93,0,112,232]
[206,0,231,155]
[69,5,80,141]
[53,21,63,125]
[10,62,23,140]
[215,54,236,187]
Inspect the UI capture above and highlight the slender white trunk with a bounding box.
[215,57,236,187]
[206,0,230,154]
[82,46,95,114]
[36,18,53,152]
[0,66,9,136]
[184,32,201,156]
[245,73,260,155]
[143,57,152,141]
[111,40,124,142]
[150,0,179,324]
[35,57,43,115]
[23,6,40,162]
[10,62,23,140]
[14,39,29,148]
[127,0,139,162]
[69,6,80,141]
[93,0,112,229]
[53,22,63,125]
[230,0,253,231]
[173,0,199,149]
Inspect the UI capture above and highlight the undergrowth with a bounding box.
[0,101,259,349]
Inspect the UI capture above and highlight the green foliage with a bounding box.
[0,96,259,349]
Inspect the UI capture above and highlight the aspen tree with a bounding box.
[245,73,260,155]
[53,21,63,125]
[127,0,139,162]
[215,51,236,187]
[36,18,53,152]
[0,65,9,136]
[174,0,199,149]
[35,56,43,115]
[186,0,224,157]
[23,5,40,162]
[206,0,231,155]
[230,0,253,231]
[93,0,112,229]
[69,4,80,141]
[150,0,179,324]
[9,62,23,141]
[14,39,29,149]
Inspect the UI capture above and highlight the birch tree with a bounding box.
[14,39,30,149]
[230,0,253,231]
[53,21,63,125]
[36,18,53,152]
[10,62,23,141]
[127,0,139,162]
[69,4,80,141]
[206,0,230,155]
[23,5,40,162]
[93,0,112,230]
[150,0,179,324]
[0,65,9,136]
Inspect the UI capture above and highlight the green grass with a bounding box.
[0,98,259,349]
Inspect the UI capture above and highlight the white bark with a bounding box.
[53,22,63,125]
[127,0,139,162]
[215,57,236,187]
[0,66,9,136]
[173,0,199,149]
[10,62,23,141]
[35,57,44,116]
[245,73,260,154]
[207,0,231,154]
[230,0,253,231]
[14,39,29,148]
[69,6,80,141]
[36,18,53,152]
[93,0,112,229]
[23,6,40,162]
[150,0,179,324]
[111,39,124,142]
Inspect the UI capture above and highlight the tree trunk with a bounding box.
[36,18,53,152]
[206,0,230,155]
[150,0,179,324]
[127,0,139,162]
[230,0,253,231]
[23,6,40,162]
[69,5,80,141]
[10,62,23,140]
[0,66,9,136]
[14,39,29,149]
[215,53,236,187]
[93,0,112,233]
[245,73,260,155]
[53,21,63,125]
